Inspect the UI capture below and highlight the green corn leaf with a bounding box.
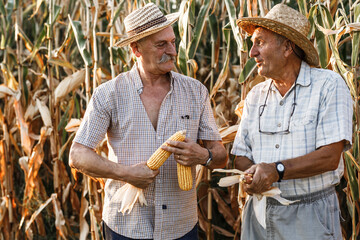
[344,152,359,201]
[68,15,93,67]
[297,0,308,16]
[187,0,212,59]
[238,58,256,84]
[30,26,46,61]
[112,0,126,25]
[351,4,360,67]
[177,1,190,75]
[224,0,242,50]
[0,0,6,16]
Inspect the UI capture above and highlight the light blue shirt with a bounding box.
[231,61,353,197]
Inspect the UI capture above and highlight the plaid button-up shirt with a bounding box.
[231,61,353,197]
[74,64,221,239]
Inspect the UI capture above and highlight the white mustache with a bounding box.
[158,54,176,63]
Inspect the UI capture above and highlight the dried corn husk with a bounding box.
[54,69,86,104]
[213,169,298,229]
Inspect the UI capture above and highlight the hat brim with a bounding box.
[237,18,319,67]
[115,12,179,48]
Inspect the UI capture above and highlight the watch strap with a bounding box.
[275,161,285,182]
[202,148,213,167]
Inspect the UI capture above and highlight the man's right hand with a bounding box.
[124,162,159,189]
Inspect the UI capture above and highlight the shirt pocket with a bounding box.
[178,117,199,141]
[290,114,317,147]
[292,114,316,127]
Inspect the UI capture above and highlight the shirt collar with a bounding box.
[260,61,311,92]
[130,63,175,95]
[295,61,311,87]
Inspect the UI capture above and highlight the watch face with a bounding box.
[277,163,285,172]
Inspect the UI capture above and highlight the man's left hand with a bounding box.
[161,138,208,166]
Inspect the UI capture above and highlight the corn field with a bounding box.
[0,0,359,239]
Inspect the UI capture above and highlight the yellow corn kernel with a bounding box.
[177,163,192,191]
[147,130,186,170]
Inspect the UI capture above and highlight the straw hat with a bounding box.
[237,4,319,67]
[115,3,179,48]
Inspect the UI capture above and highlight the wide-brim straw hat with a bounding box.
[237,4,319,67]
[115,3,179,48]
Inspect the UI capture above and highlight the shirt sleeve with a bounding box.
[231,96,254,161]
[73,86,112,149]
[316,73,353,151]
[197,85,222,141]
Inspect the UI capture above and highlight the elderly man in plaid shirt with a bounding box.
[69,3,227,240]
[232,4,353,240]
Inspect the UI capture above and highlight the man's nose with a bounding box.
[249,45,258,58]
[167,42,177,56]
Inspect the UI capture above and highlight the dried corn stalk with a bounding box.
[112,130,186,214]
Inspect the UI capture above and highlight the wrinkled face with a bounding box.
[136,26,177,75]
[250,27,286,78]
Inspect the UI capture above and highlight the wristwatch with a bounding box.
[202,148,213,167]
[275,161,285,182]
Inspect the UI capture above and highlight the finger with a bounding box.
[161,145,184,154]
[166,140,187,148]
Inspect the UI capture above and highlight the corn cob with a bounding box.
[147,130,186,170]
[177,163,193,191]
[115,130,187,214]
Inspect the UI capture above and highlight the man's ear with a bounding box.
[283,40,294,58]
[130,42,141,57]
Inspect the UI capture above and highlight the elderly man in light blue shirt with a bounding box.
[232,4,353,240]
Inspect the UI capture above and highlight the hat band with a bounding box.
[127,16,167,37]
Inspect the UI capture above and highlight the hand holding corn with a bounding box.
[161,137,212,191]
[213,168,298,229]
[113,130,187,214]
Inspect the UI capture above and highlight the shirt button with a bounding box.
[279,101,284,106]
[277,123,282,127]
[162,205,167,210]
[275,144,280,149]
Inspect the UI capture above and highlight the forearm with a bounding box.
[234,156,254,171]
[69,142,129,181]
[204,141,228,169]
[282,141,344,180]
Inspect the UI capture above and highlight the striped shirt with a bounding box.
[231,61,353,197]
[73,63,221,239]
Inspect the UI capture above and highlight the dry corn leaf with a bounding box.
[51,194,68,238]
[0,197,7,223]
[0,63,18,90]
[212,224,235,237]
[54,69,86,104]
[79,194,89,240]
[35,99,52,127]
[65,118,82,132]
[0,84,16,98]
[219,124,239,144]
[234,101,244,119]
[25,196,53,232]
[14,100,33,156]
[210,188,236,227]
[24,100,38,121]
